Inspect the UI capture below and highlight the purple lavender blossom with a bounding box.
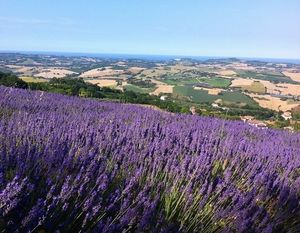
[0,86,299,232]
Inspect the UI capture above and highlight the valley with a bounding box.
[1,52,300,130]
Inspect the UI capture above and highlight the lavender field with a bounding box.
[0,86,299,233]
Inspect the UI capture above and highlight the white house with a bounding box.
[160,95,168,101]
[281,112,292,121]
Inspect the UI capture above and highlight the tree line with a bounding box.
[0,72,188,113]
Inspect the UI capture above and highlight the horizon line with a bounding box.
[1,49,300,62]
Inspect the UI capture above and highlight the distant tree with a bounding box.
[0,72,28,89]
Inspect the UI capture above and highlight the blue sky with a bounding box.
[0,0,299,58]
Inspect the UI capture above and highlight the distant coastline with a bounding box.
[1,50,300,64]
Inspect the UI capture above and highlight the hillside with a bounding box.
[3,52,300,121]
[0,86,299,232]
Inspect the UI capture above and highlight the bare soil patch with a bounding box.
[150,84,174,96]
[80,68,124,78]
[282,71,300,83]
[246,93,299,112]
[86,79,117,87]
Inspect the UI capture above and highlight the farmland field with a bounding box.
[236,70,297,84]
[19,76,47,83]
[160,75,231,88]
[0,86,299,232]
[174,85,256,106]
[241,81,266,94]
[197,77,231,88]
[2,53,300,114]
[124,84,155,93]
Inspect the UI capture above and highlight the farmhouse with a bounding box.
[160,95,168,101]
[241,116,267,129]
[248,120,268,129]
[240,116,254,123]
[283,126,294,132]
[281,112,292,120]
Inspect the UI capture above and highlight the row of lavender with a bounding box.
[0,86,299,232]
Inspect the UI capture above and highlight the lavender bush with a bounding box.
[0,86,299,232]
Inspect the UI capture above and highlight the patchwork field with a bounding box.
[246,93,300,112]
[6,65,37,74]
[194,87,223,95]
[34,68,77,79]
[236,70,297,84]
[231,78,300,96]
[5,65,77,79]
[231,79,266,94]
[2,53,300,114]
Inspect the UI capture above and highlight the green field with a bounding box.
[124,84,155,94]
[174,86,256,106]
[20,76,47,83]
[197,77,231,88]
[236,70,297,84]
[161,75,231,88]
[160,76,198,85]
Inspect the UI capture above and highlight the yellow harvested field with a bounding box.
[231,79,265,93]
[246,93,300,112]
[258,80,277,91]
[207,88,222,95]
[217,70,237,76]
[231,78,254,87]
[150,84,174,96]
[86,79,117,87]
[283,71,300,83]
[275,83,300,96]
[34,68,76,78]
[80,68,124,78]
[231,78,300,96]
[128,67,144,74]
[139,65,196,78]
[257,80,300,96]
[194,87,222,95]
